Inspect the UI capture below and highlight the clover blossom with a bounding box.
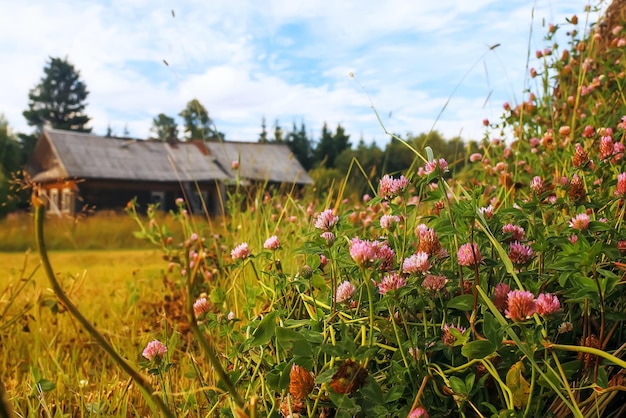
[505,290,536,322]
[314,209,339,231]
[263,235,281,250]
[231,242,250,260]
[536,293,561,316]
[457,243,483,267]
[335,281,356,303]
[402,252,429,275]
[142,340,167,362]
[377,272,406,295]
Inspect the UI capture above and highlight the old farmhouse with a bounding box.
[28,128,313,216]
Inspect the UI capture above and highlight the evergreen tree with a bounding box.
[258,117,268,143]
[286,121,313,170]
[273,119,283,143]
[314,123,351,168]
[150,113,178,141]
[179,99,223,141]
[23,56,91,132]
[0,116,22,216]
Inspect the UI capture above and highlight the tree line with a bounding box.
[0,56,478,215]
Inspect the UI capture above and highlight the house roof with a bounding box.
[30,128,312,185]
[205,141,313,185]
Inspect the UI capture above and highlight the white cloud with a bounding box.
[0,0,601,148]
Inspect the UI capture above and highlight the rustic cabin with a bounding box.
[28,128,313,216]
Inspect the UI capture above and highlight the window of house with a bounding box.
[61,188,73,214]
[49,188,59,214]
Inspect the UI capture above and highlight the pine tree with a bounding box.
[23,57,91,132]
[273,119,283,143]
[314,123,350,168]
[258,117,268,143]
[287,121,313,170]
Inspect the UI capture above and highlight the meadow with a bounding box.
[2,4,626,418]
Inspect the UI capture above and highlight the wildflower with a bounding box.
[502,224,526,242]
[613,142,625,163]
[582,125,595,138]
[349,238,378,267]
[536,293,561,316]
[380,214,400,230]
[363,193,371,203]
[376,242,396,272]
[231,160,239,169]
[569,213,590,230]
[568,174,586,202]
[615,173,626,197]
[298,265,313,280]
[457,243,483,267]
[335,281,356,303]
[421,274,448,292]
[599,136,614,161]
[329,359,368,394]
[142,340,167,362]
[408,407,429,418]
[558,321,573,334]
[402,252,430,275]
[572,143,588,167]
[569,234,578,244]
[493,283,511,311]
[442,323,467,346]
[289,364,315,402]
[314,209,339,231]
[408,346,420,360]
[508,241,534,265]
[319,254,329,269]
[263,235,281,250]
[505,290,536,321]
[479,204,494,218]
[379,175,409,199]
[231,242,250,260]
[320,231,335,245]
[193,297,210,317]
[469,152,483,162]
[530,176,544,195]
[424,158,449,175]
[377,272,406,294]
[417,227,444,258]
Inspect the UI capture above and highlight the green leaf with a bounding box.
[447,294,474,310]
[449,376,467,394]
[314,367,338,385]
[36,378,56,392]
[483,311,502,345]
[461,340,496,360]
[329,391,358,411]
[247,311,277,347]
[385,383,406,403]
[209,287,225,304]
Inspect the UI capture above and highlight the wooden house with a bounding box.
[28,128,313,216]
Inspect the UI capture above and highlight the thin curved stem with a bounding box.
[33,195,175,418]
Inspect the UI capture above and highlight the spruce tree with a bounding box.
[23,57,91,132]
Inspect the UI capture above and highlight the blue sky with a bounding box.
[0,0,600,147]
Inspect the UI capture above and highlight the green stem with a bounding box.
[185,260,246,410]
[546,342,626,369]
[366,279,375,347]
[33,198,175,418]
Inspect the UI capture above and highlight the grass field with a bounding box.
[0,249,175,416]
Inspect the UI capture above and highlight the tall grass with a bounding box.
[3,3,626,417]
